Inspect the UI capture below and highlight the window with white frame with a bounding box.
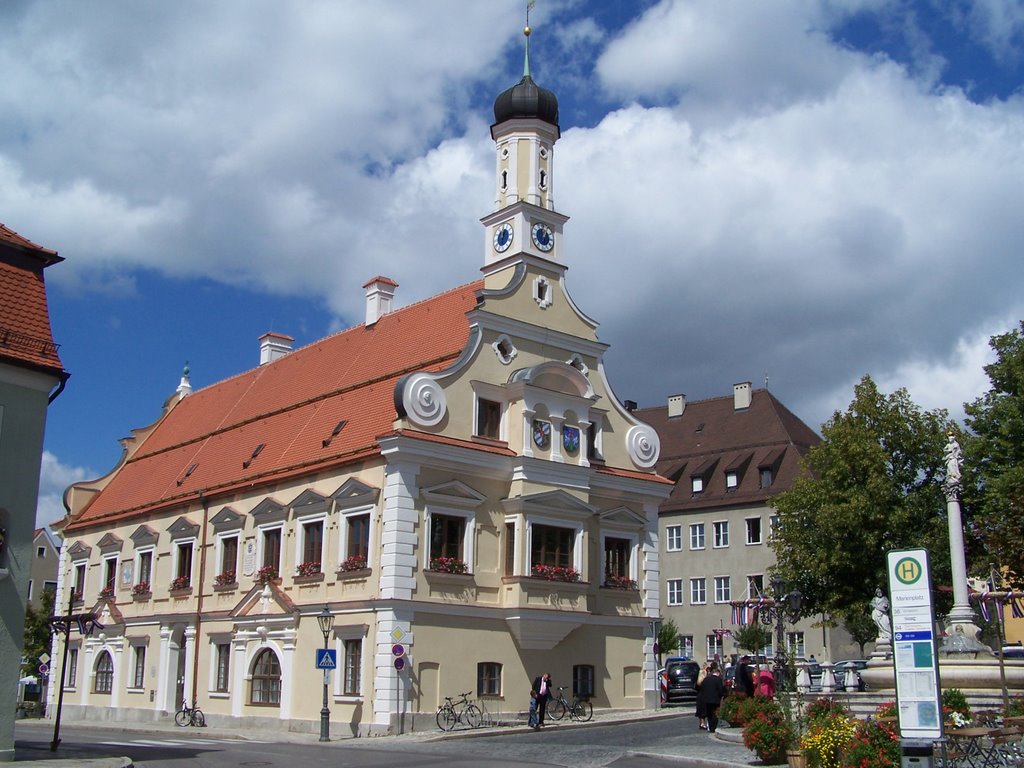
[667,578,684,606]
[713,520,729,548]
[714,575,731,603]
[297,517,325,574]
[132,645,146,689]
[747,574,764,598]
[136,549,153,588]
[725,470,739,491]
[690,577,706,604]
[216,535,238,583]
[666,525,682,552]
[530,522,579,577]
[67,648,78,688]
[476,398,502,439]
[477,662,502,696]
[787,631,805,658]
[680,635,694,658]
[707,634,723,660]
[215,642,230,693]
[425,505,476,573]
[94,651,113,694]
[603,535,634,586]
[250,648,281,705]
[689,523,705,550]
[260,526,282,574]
[746,517,762,545]
[343,639,362,696]
[691,476,704,494]
[102,556,117,595]
[769,514,779,540]
[338,507,372,570]
[173,541,194,588]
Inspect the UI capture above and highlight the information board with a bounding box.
[887,548,942,740]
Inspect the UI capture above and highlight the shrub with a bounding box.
[806,697,850,727]
[941,688,971,720]
[1007,696,1024,717]
[742,699,793,764]
[801,714,857,768]
[720,692,746,727]
[842,718,900,768]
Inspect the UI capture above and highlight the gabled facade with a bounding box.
[52,41,671,736]
[640,385,859,664]
[0,223,67,761]
[28,527,61,608]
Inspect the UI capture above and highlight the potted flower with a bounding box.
[531,563,581,582]
[843,715,900,768]
[98,586,115,599]
[213,570,236,586]
[800,706,856,768]
[254,565,278,584]
[741,697,795,766]
[603,573,638,590]
[131,581,151,597]
[339,555,367,572]
[296,561,321,577]
[429,556,468,574]
[169,575,191,591]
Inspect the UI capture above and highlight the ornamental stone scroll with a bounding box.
[400,373,448,428]
[626,424,660,469]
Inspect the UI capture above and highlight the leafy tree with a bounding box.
[22,588,55,675]
[733,623,772,656]
[771,375,954,624]
[657,617,681,659]
[842,605,878,657]
[963,321,1024,587]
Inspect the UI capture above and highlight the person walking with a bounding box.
[696,662,726,733]
[738,655,756,697]
[531,672,553,727]
[694,661,710,730]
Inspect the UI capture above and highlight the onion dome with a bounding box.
[492,24,559,129]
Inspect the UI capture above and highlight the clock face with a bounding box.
[531,222,554,252]
[532,419,551,449]
[493,222,514,253]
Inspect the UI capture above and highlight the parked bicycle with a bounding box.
[174,699,206,727]
[549,686,593,722]
[436,690,482,731]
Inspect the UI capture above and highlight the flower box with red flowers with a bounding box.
[428,557,468,574]
[531,564,581,582]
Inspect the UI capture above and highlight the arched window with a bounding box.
[94,650,114,694]
[250,648,281,706]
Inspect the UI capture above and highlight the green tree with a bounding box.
[771,375,954,624]
[657,617,681,659]
[733,623,772,656]
[22,588,55,675]
[842,605,877,657]
[963,321,1024,587]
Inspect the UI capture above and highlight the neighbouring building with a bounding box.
[0,223,67,761]
[51,38,671,736]
[639,385,859,665]
[28,527,60,609]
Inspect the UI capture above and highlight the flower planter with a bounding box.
[294,572,325,585]
[786,750,809,768]
[335,567,371,580]
[212,582,238,592]
[132,592,152,602]
[169,587,193,597]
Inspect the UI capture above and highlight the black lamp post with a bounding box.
[769,575,803,692]
[316,605,334,742]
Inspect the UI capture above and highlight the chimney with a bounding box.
[259,332,294,366]
[667,394,686,418]
[364,276,398,326]
[734,381,752,410]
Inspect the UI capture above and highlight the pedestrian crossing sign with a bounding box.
[315,649,336,669]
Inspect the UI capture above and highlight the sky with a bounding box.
[2,0,1022,528]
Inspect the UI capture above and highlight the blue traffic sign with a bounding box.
[893,631,932,642]
[316,648,337,669]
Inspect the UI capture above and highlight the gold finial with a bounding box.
[524,25,531,37]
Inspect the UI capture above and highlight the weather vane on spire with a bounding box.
[523,0,537,78]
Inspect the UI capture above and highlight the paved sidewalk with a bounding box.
[14,706,762,767]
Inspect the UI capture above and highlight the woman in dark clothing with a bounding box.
[695,662,727,733]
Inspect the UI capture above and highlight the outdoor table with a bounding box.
[946,727,995,768]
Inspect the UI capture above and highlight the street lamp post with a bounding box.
[317,605,334,742]
[769,575,802,692]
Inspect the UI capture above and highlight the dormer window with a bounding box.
[760,467,773,488]
[691,476,704,494]
[725,471,738,491]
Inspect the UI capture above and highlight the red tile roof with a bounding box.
[67,280,484,530]
[0,224,65,375]
[637,389,820,512]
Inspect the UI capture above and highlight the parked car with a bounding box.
[1002,645,1024,659]
[661,658,702,703]
[832,659,868,690]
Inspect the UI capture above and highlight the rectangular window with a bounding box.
[137,551,153,585]
[689,523,705,550]
[760,467,773,489]
[504,522,515,576]
[747,574,764,598]
[43,581,58,594]
[68,648,78,687]
[220,536,238,578]
[746,517,762,545]
[133,646,146,689]
[531,524,574,570]
[665,525,682,552]
[262,528,282,571]
[346,514,370,559]
[713,521,729,548]
[787,631,805,658]
[690,577,706,604]
[37,546,46,558]
[573,664,595,698]
[430,514,465,562]
[667,578,683,606]
[74,563,86,598]
[679,635,694,658]
[714,575,731,603]
[603,536,630,580]
[691,476,704,494]
[216,643,230,693]
[707,634,723,660]
[176,542,193,582]
[301,520,324,570]
[769,514,779,540]
[343,639,362,696]
[103,557,117,594]
[477,662,502,696]
[476,398,501,439]
[725,471,738,491]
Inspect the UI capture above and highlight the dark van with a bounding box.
[664,658,702,702]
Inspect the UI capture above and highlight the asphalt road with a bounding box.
[14,712,735,768]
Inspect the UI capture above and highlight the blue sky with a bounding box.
[2,0,1022,527]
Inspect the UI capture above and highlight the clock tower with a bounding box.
[481,23,568,270]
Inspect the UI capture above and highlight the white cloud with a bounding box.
[36,452,94,529]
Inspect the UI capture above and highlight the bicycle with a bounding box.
[436,690,483,731]
[549,686,593,722]
[174,699,206,727]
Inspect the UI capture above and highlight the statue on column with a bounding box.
[943,433,963,496]
[871,588,892,643]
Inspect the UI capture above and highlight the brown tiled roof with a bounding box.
[67,280,484,531]
[0,223,65,375]
[636,389,820,513]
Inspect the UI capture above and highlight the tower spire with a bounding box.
[524,1,535,78]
